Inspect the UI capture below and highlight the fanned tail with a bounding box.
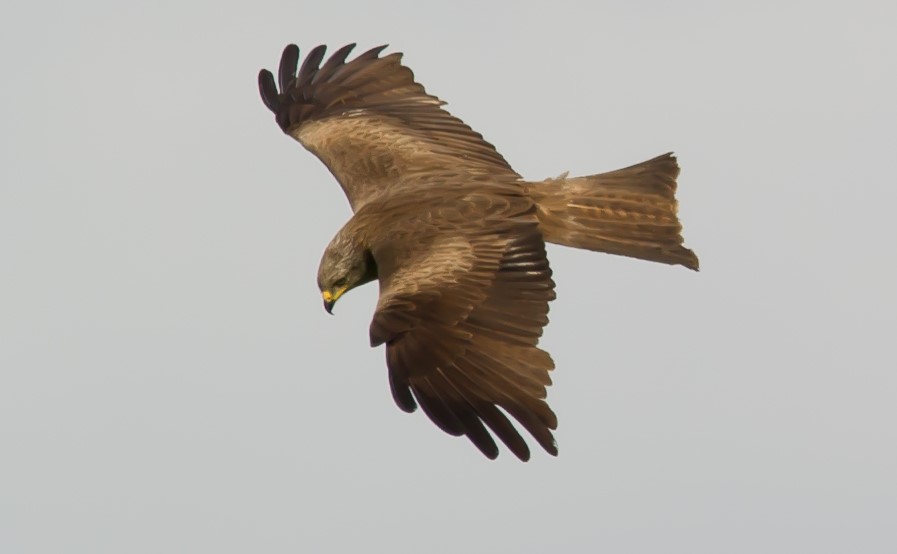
[525,153,699,270]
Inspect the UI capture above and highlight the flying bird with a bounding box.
[258,43,699,461]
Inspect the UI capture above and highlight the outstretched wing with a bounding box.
[258,44,520,211]
[368,191,557,460]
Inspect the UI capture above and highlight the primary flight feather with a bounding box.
[258,43,698,460]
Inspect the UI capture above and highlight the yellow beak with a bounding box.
[322,285,348,314]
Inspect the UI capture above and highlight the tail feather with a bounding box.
[526,153,699,270]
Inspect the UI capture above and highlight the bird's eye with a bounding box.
[333,277,347,288]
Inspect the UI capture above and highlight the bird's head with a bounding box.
[317,231,377,314]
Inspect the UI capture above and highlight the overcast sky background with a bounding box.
[2,1,896,552]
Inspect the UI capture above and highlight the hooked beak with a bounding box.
[321,286,347,315]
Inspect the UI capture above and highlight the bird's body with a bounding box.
[259,43,698,460]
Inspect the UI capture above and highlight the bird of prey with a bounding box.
[258,43,698,461]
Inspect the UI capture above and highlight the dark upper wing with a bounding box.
[258,44,520,211]
[367,190,557,461]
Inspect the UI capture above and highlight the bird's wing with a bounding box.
[368,191,557,460]
[258,44,520,211]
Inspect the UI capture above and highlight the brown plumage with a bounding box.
[258,43,699,460]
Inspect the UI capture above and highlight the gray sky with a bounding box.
[2,0,896,552]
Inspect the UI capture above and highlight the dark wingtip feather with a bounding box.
[296,44,328,89]
[469,431,500,460]
[454,408,500,460]
[371,44,390,55]
[312,43,357,84]
[482,445,500,460]
[392,385,417,413]
[278,44,300,91]
[258,69,279,113]
[349,44,390,65]
[389,373,418,413]
[478,404,532,461]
